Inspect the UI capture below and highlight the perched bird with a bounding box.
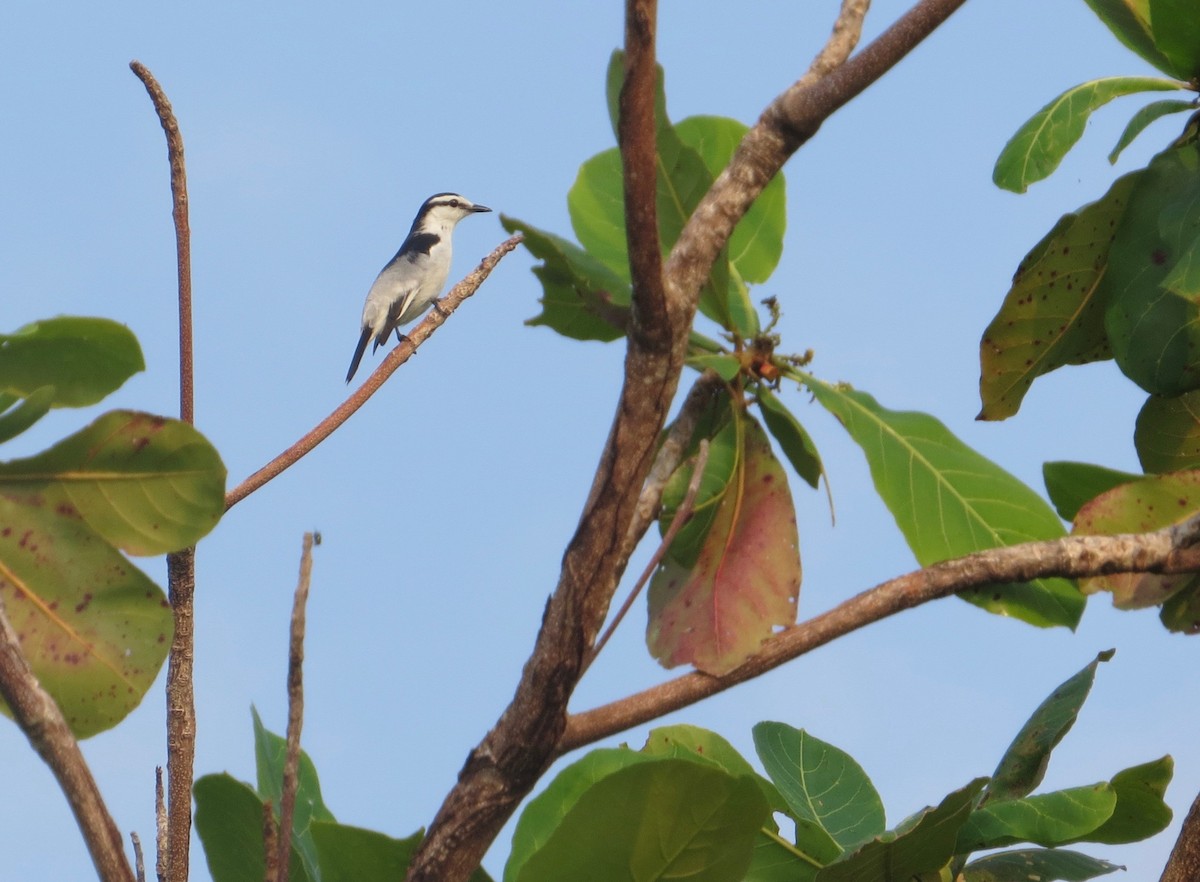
[345,192,492,383]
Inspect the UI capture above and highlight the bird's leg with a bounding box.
[432,298,452,319]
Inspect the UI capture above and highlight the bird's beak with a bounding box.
[472,203,493,213]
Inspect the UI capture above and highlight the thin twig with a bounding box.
[130,61,199,882]
[155,768,166,882]
[560,514,1200,751]
[132,833,146,882]
[0,589,134,882]
[625,371,726,558]
[130,61,193,425]
[276,534,316,882]
[585,439,710,674]
[225,235,522,510]
[806,0,871,80]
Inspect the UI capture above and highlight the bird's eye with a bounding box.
[450,199,460,208]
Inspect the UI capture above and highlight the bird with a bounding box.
[345,192,492,383]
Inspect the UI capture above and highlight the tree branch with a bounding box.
[0,591,134,882]
[1162,786,1200,882]
[224,235,521,511]
[405,3,970,881]
[561,517,1200,750]
[665,0,962,311]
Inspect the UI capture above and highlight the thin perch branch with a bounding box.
[0,590,134,882]
[561,515,1200,750]
[225,235,522,510]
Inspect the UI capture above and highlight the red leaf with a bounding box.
[647,417,800,675]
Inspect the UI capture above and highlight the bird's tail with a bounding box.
[345,327,372,384]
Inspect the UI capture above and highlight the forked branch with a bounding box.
[406,3,971,881]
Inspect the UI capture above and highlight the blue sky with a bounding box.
[3,1,1197,879]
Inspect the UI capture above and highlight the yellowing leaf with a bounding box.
[647,417,800,675]
[1073,470,1200,608]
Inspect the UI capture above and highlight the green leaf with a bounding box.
[987,651,1114,803]
[962,848,1122,881]
[686,353,741,381]
[1103,142,1200,395]
[0,409,226,556]
[501,215,630,343]
[658,413,740,568]
[642,725,786,817]
[0,317,144,408]
[312,824,421,882]
[311,824,495,882]
[744,832,819,882]
[512,758,769,882]
[994,77,1183,192]
[1043,461,1141,521]
[1150,0,1200,79]
[648,416,801,675]
[979,172,1139,419]
[1065,757,1173,844]
[252,708,336,882]
[1073,471,1200,608]
[0,386,55,444]
[506,748,654,882]
[194,773,312,882]
[753,723,884,858]
[757,387,824,489]
[1079,0,1178,76]
[816,779,987,882]
[1136,389,1200,472]
[1161,581,1200,631]
[1109,99,1196,163]
[675,115,787,286]
[0,494,172,738]
[957,785,1118,851]
[807,378,1083,628]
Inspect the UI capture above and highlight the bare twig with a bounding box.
[585,439,711,674]
[225,235,522,511]
[806,0,872,81]
[626,371,726,557]
[406,3,967,880]
[561,516,1200,750]
[131,61,200,882]
[155,768,166,882]
[1162,787,1200,882]
[132,833,146,882]
[0,589,134,882]
[275,534,316,882]
[130,61,193,425]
